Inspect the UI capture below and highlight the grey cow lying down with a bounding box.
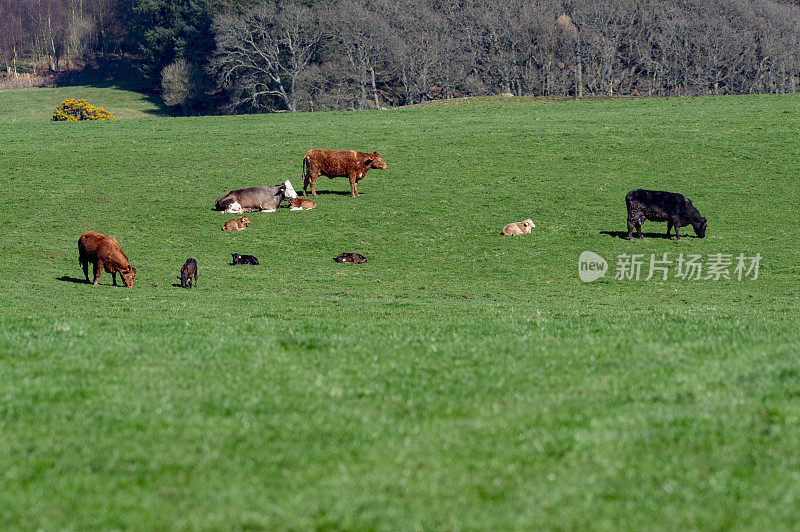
[215,180,298,213]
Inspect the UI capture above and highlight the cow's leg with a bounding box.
[627,219,635,240]
[81,259,89,282]
[674,220,682,240]
[112,271,118,286]
[636,221,643,239]
[310,173,319,197]
[92,260,103,285]
[666,220,673,236]
[349,174,358,197]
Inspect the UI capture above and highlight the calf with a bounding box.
[78,231,136,287]
[289,198,317,211]
[334,252,367,264]
[179,258,198,288]
[302,149,388,197]
[222,216,251,231]
[231,253,259,265]
[502,219,535,236]
[626,189,707,240]
[215,180,297,213]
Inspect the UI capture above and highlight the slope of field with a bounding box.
[0,93,799,529]
[0,83,165,123]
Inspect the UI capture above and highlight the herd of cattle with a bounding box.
[74,148,707,288]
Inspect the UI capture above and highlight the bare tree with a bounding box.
[322,0,392,109]
[161,57,197,114]
[0,0,25,76]
[210,0,321,112]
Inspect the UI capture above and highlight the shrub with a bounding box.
[52,99,115,121]
[161,58,196,112]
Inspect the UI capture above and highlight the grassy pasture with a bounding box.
[0,83,165,123]
[0,90,799,529]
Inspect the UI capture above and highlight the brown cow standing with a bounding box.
[302,149,388,197]
[78,231,136,287]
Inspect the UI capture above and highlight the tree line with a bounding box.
[2,0,800,113]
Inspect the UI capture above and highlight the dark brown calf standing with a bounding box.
[179,258,198,288]
[78,231,136,287]
[302,149,388,197]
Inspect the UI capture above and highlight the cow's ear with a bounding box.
[365,157,373,165]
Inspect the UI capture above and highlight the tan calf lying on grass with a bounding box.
[289,198,317,210]
[502,219,535,236]
[222,216,251,231]
[78,231,136,287]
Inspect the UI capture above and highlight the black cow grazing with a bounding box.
[334,252,367,264]
[626,189,707,240]
[231,253,259,265]
[178,258,198,288]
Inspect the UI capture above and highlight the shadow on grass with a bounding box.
[57,276,90,284]
[301,190,361,196]
[53,61,172,116]
[210,203,304,212]
[600,230,699,240]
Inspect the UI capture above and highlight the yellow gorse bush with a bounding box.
[52,99,115,121]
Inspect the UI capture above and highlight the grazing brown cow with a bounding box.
[78,231,136,287]
[289,198,317,211]
[302,149,388,197]
[222,216,251,231]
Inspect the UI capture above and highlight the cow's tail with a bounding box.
[301,156,308,194]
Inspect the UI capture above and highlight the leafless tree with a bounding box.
[0,1,25,76]
[210,0,322,112]
[321,0,392,109]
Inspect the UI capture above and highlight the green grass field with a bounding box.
[0,84,165,123]
[1,88,799,529]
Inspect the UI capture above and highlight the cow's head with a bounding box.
[522,219,535,232]
[241,216,251,225]
[366,152,388,170]
[120,265,136,287]
[283,180,298,199]
[693,217,707,238]
[224,200,243,214]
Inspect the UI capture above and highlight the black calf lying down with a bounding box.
[179,258,198,288]
[626,189,707,240]
[334,252,367,264]
[231,253,259,265]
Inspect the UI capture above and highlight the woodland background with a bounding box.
[2,0,800,113]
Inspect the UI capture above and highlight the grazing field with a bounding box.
[0,83,165,123]
[0,91,799,529]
